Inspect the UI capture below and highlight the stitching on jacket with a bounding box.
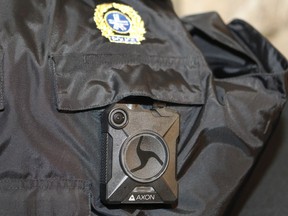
[49,54,204,111]
[0,48,4,110]
[0,179,91,190]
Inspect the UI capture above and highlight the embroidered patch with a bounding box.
[94,3,146,44]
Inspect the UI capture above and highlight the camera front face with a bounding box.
[101,103,179,205]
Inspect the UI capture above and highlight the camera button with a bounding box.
[133,186,155,193]
[121,133,169,183]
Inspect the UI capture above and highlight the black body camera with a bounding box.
[101,103,179,205]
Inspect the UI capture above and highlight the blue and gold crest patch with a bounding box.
[94,3,146,45]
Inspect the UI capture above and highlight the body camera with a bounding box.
[101,103,179,205]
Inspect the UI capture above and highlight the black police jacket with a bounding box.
[0,1,287,215]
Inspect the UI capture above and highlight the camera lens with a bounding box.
[109,109,128,129]
[113,112,125,125]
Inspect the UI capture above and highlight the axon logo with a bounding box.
[129,194,156,202]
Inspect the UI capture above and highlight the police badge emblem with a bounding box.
[94,3,146,44]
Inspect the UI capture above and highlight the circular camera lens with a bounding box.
[113,112,125,125]
[109,109,128,129]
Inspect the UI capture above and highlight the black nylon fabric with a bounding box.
[0,1,287,216]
